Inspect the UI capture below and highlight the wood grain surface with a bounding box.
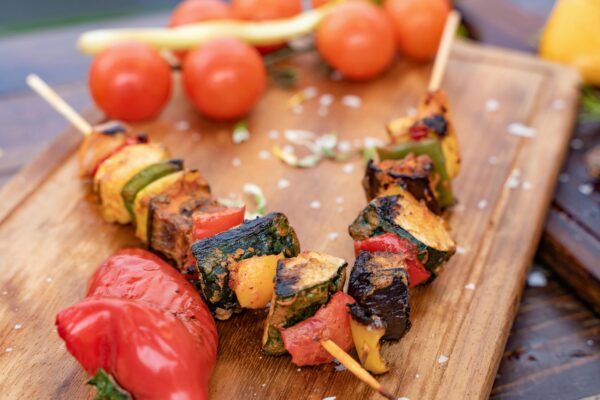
[0,40,580,399]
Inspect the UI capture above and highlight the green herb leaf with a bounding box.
[232,121,250,144]
[580,86,600,123]
[243,183,267,218]
[88,369,131,400]
[268,67,298,89]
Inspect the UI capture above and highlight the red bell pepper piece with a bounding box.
[57,298,210,400]
[354,233,431,287]
[57,249,217,400]
[281,292,355,366]
[191,206,246,242]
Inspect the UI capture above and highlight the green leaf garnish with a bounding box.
[580,86,600,123]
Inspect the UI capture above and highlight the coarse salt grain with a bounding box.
[323,397,336,400]
[527,270,547,287]
[328,232,339,241]
[578,183,594,196]
[336,196,344,204]
[587,340,594,346]
[477,200,489,209]
[232,158,242,167]
[341,95,362,109]
[552,99,566,110]
[456,246,467,255]
[338,141,351,153]
[5,347,13,353]
[319,94,334,107]
[14,324,22,330]
[292,104,304,115]
[485,99,500,112]
[297,368,302,372]
[415,374,420,379]
[303,86,318,99]
[309,200,321,209]
[258,150,270,160]
[522,181,533,190]
[465,283,476,290]
[343,163,355,174]
[2,290,7,295]
[507,123,536,138]
[268,130,279,140]
[399,397,410,400]
[175,120,190,131]
[277,179,290,189]
[438,355,449,364]
[46,277,53,283]
[571,138,584,150]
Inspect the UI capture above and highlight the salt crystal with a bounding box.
[319,94,334,107]
[558,173,570,183]
[262,383,266,387]
[551,99,566,110]
[464,283,476,290]
[328,232,339,241]
[415,374,420,379]
[336,196,344,204]
[1,291,7,295]
[303,86,318,99]
[14,324,22,330]
[571,138,584,150]
[587,340,594,346]
[297,368,302,372]
[527,270,547,287]
[232,158,242,167]
[46,277,53,283]
[268,130,279,140]
[485,99,500,112]
[438,355,449,364]
[292,104,304,115]
[277,179,290,189]
[398,397,410,400]
[323,397,336,400]
[477,200,489,209]
[341,95,362,109]
[522,181,533,190]
[175,120,190,131]
[338,141,352,153]
[488,156,500,165]
[364,136,384,148]
[456,246,467,255]
[578,184,594,196]
[507,123,536,138]
[406,107,417,117]
[343,163,355,174]
[309,200,321,209]
[5,347,13,353]
[258,150,270,160]
[506,176,520,189]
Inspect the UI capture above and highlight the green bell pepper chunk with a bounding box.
[377,139,453,207]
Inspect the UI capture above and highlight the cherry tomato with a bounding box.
[182,38,266,120]
[169,0,232,60]
[384,0,451,61]
[89,42,172,122]
[316,2,396,81]
[231,0,303,54]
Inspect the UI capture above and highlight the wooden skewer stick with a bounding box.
[320,340,395,400]
[428,10,461,92]
[26,74,93,136]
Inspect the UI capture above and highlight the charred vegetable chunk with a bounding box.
[349,194,455,276]
[192,213,300,320]
[262,251,346,355]
[148,170,213,269]
[281,292,355,366]
[121,159,183,222]
[348,251,410,340]
[377,139,453,208]
[363,155,440,214]
[348,303,388,374]
[230,254,284,309]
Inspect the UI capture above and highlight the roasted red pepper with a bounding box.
[281,292,355,366]
[57,249,217,400]
[191,206,246,241]
[354,233,431,287]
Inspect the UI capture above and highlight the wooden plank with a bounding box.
[0,40,580,400]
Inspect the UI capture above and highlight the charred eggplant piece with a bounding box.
[262,251,346,355]
[192,212,300,320]
[363,155,440,214]
[348,251,410,340]
[348,194,455,276]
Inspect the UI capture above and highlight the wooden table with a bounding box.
[0,2,598,399]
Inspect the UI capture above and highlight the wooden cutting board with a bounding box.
[0,40,580,400]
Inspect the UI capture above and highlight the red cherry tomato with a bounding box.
[169,0,232,60]
[89,42,171,122]
[316,2,396,81]
[231,0,303,54]
[384,0,451,61]
[182,38,266,120]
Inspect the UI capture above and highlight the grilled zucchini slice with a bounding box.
[262,251,347,355]
[148,170,212,269]
[93,143,169,224]
[348,251,410,340]
[133,171,185,243]
[122,159,184,222]
[348,194,455,275]
[192,212,300,320]
[363,155,440,214]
